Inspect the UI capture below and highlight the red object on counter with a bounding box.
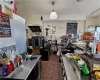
[10,61,15,71]
[19,57,23,65]
[6,63,12,75]
[0,4,2,12]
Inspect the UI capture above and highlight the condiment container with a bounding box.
[6,63,12,75]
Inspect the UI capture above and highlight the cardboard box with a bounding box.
[32,49,40,55]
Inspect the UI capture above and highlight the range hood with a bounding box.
[28,25,41,32]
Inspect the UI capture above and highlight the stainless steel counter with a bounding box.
[7,55,41,80]
[62,55,79,80]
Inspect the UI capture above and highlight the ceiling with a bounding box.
[15,0,100,17]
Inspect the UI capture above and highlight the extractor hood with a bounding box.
[28,25,41,32]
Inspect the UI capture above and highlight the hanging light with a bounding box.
[50,1,57,19]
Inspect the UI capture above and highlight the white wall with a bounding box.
[77,20,85,33]
[43,14,86,21]
[95,16,100,25]
[26,15,42,26]
[85,17,97,30]
[43,20,85,42]
[10,14,27,52]
[43,21,66,42]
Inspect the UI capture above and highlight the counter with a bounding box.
[61,54,79,80]
[61,54,90,80]
[0,55,41,80]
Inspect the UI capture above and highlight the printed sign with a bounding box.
[0,3,13,18]
[52,26,56,34]
[0,13,11,37]
[67,23,77,41]
[4,5,13,18]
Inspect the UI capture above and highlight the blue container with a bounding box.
[2,66,7,77]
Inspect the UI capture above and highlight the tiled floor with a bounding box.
[40,54,63,80]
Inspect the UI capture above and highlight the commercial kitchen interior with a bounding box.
[0,0,100,80]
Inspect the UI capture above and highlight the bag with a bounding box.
[57,50,60,56]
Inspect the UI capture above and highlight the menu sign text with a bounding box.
[0,14,11,37]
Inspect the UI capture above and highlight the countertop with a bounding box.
[7,55,41,80]
[62,55,79,80]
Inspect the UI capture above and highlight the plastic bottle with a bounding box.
[6,63,12,75]
[82,64,89,74]
[10,61,15,71]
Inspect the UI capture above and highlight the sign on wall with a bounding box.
[0,13,11,37]
[2,4,13,18]
[52,26,56,34]
[0,0,14,18]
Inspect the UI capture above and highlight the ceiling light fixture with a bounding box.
[50,1,57,19]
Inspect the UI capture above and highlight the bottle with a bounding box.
[97,42,100,54]
[10,61,15,71]
[19,57,22,65]
[82,64,89,74]
[2,66,7,77]
[14,57,17,68]
[6,63,12,75]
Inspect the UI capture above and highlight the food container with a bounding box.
[93,64,100,71]
[82,32,94,40]
[6,63,12,75]
[72,56,79,60]
[95,72,100,79]
[0,58,10,65]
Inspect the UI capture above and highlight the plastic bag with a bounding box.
[57,50,60,56]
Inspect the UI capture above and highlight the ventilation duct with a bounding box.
[28,26,41,32]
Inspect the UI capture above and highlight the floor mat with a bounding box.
[40,54,63,80]
[50,54,59,62]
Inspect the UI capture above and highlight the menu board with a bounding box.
[0,14,11,37]
[67,23,77,41]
